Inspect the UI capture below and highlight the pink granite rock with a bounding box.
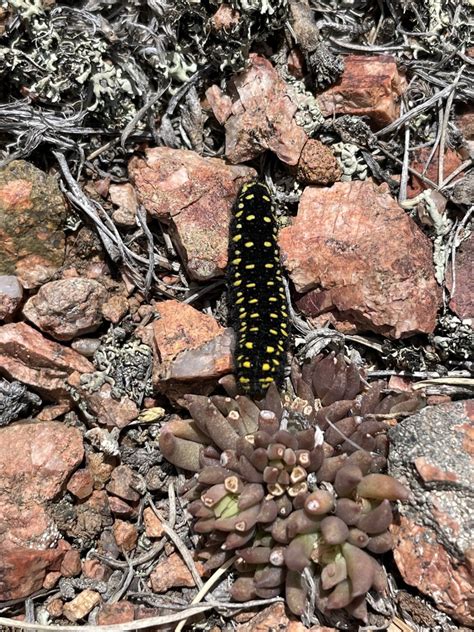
[129,147,254,281]
[280,179,441,338]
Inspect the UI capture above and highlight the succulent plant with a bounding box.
[159,354,421,622]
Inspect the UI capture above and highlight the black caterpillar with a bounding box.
[228,181,289,396]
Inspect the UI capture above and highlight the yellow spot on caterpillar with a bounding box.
[236,291,243,297]
[266,346,275,353]
[262,195,270,201]
[265,263,274,269]
[242,361,251,368]
[239,377,250,384]
[244,241,254,248]
[264,241,272,247]
[235,211,243,218]
[245,264,255,270]
[269,328,278,335]
[267,281,275,286]
[246,214,256,221]
[236,297,245,304]
[245,342,253,350]
[246,282,256,288]
[232,234,242,242]
[272,359,280,366]
[263,216,271,223]
[262,363,271,371]
[245,194,255,200]
[250,313,260,319]
[238,203,245,209]
[232,258,241,265]
[249,327,259,332]
[270,313,278,319]
[237,354,244,361]
[248,298,258,304]
[269,297,278,302]
[259,377,273,383]
[233,280,242,287]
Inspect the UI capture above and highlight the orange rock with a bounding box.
[281,179,441,338]
[0,160,66,289]
[113,519,138,552]
[225,54,308,165]
[98,600,135,625]
[129,146,255,281]
[143,507,165,538]
[408,146,464,196]
[101,294,129,324]
[67,468,94,499]
[150,552,205,592]
[106,464,142,502]
[60,549,82,578]
[0,547,65,601]
[393,516,473,626]
[46,598,64,618]
[109,182,138,227]
[205,84,233,125]
[153,300,234,402]
[0,322,93,399]
[446,232,473,322]
[42,571,61,589]
[317,55,405,128]
[82,559,110,581]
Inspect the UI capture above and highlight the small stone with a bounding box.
[150,552,205,592]
[109,183,138,227]
[46,598,64,618]
[23,278,107,341]
[101,294,129,324]
[63,589,101,622]
[225,54,308,165]
[42,571,61,589]
[98,601,135,625]
[113,519,138,552]
[67,469,94,500]
[143,507,165,538]
[408,146,464,197]
[108,495,137,518]
[205,85,233,125]
[68,371,139,429]
[296,140,341,185]
[0,275,23,320]
[106,465,141,502]
[60,549,82,577]
[82,559,110,581]
[317,54,405,128]
[71,337,101,358]
[86,452,115,489]
[153,300,233,402]
[0,322,93,399]
[235,602,336,631]
[446,232,473,323]
[0,160,66,288]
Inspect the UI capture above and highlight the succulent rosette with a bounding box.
[159,354,420,622]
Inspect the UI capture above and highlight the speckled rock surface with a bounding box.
[0,275,23,320]
[225,54,308,165]
[23,278,107,341]
[388,400,474,626]
[0,160,66,288]
[280,178,442,338]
